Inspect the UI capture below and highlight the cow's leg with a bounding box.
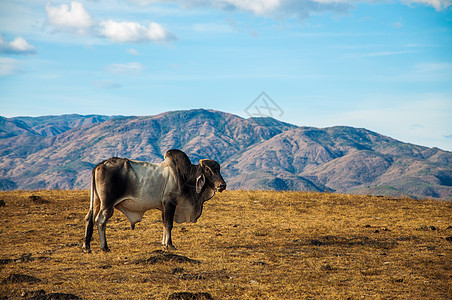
[162,199,177,250]
[97,207,114,252]
[82,210,94,253]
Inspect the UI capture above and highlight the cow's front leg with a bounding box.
[97,207,113,252]
[162,199,177,250]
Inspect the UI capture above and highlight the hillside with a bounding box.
[0,109,451,199]
[224,126,452,198]
[0,114,117,138]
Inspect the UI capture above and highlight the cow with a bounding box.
[82,149,226,252]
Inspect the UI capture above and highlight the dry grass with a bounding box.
[0,190,451,299]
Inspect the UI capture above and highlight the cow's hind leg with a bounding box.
[97,207,114,252]
[162,199,177,250]
[82,210,94,253]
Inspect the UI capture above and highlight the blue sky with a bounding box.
[1,0,451,150]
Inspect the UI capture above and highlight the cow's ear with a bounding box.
[196,173,205,193]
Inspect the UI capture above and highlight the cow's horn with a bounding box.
[199,159,207,166]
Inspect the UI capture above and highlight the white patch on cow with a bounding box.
[114,200,147,227]
[112,160,179,226]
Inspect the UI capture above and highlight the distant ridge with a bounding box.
[0,109,451,199]
[0,114,119,138]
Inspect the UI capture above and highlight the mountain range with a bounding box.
[1,110,451,199]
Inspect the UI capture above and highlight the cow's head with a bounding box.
[168,149,226,223]
[198,159,226,194]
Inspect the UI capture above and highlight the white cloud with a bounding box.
[93,80,122,89]
[0,34,37,55]
[126,0,160,5]
[127,0,452,19]
[128,0,345,18]
[223,0,281,15]
[0,57,23,76]
[99,20,176,43]
[45,1,94,33]
[128,48,140,55]
[402,0,452,10]
[128,0,281,15]
[43,2,177,43]
[107,62,143,74]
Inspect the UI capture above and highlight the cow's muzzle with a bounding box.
[217,183,227,193]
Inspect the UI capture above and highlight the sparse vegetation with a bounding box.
[1,190,451,299]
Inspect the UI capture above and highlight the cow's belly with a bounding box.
[115,197,162,227]
[116,197,161,212]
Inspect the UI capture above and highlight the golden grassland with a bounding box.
[0,190,451,299]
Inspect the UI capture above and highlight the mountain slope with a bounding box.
[0,110,451,199]
[0,114,117,138]
[224,126,452,198]
[0,110,295,190]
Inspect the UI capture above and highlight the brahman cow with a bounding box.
[82,149,226,252]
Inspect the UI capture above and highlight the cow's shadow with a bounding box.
[135,250,201,265]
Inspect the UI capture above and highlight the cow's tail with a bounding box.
[83,168,99,252]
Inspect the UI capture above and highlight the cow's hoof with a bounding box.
[82,244,92,253]
[163,244,176,251]
[101,247,111,252]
